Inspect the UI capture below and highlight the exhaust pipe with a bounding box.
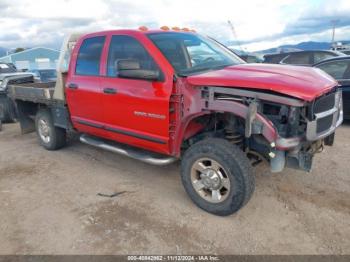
[80,134,177,166]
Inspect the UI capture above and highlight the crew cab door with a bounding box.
[66,35,106,136]
[100,34,171,154]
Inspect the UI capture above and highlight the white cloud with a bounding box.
[0,0,349,51]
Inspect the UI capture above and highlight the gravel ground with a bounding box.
[0,122,349,255]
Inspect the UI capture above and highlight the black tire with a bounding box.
[0,120,2,132]
[0,96,15,123]
[35,109,66,150]
[181,138,255,216]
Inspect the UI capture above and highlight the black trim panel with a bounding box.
[76,119,167,144]
[77,119,103,129]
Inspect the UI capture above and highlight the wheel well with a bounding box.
[181,112,245,148]
[181,112,271,164]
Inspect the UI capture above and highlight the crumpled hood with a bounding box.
[186,63,338,101]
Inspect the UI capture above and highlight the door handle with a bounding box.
[103,87,117,94]
[68,83,78,89]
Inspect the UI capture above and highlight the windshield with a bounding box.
[0,63,17,73]
[148,32,244,76]
[39,70,57,79]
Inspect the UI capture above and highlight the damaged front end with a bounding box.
[271,89,343,172]
[201,86,343,173]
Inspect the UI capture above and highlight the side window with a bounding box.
[283,53,310,65]
[76,36,105,76]
[313,52,337,64]
[107,35,158,77]
[344,63,350,79]
[317,60,350,79]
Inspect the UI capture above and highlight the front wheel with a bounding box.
[35,109,66,150]
[181,138,255,216]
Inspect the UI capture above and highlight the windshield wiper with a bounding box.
[178,63,234,76]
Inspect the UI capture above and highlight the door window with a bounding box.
[313,52,337,64]
[317,60,350,80]
[283,53,311,65]
[107,35,158,77]
[75,36,105,76]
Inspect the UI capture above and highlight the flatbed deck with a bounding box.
[8,82,56,105]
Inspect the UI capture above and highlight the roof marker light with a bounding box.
[160,26,170,30]
[182,28,190,32]
[172,26,180,31]
[138,26,148,31]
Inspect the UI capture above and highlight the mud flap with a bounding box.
[15,100,35,134]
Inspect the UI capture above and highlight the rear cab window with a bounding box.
[75,36,105,76]
[313,52,337,64]
[0,63,17,73]
[282,53,311,65]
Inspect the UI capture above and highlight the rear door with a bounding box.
[66,35,107,136]
[100,34,171,154]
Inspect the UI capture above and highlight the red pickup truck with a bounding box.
[8,28,343,216]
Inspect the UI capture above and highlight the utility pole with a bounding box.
[331,19,339,49]
[228,20,243,52]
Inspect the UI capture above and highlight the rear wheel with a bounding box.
[181,138,255,216]
[35,109,66,150]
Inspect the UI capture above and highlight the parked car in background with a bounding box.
[341,50,350,55]
[314,56,350,119]
[29,69,57,82]
[0,63,33,124]
[263,50,345,66]
[239,54,263,63]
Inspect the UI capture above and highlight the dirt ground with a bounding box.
[0,122,349,255]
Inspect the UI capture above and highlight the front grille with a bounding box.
[313,92,335,114]
[306,89,342,141]
[316,114,333,133]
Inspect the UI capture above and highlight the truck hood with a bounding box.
[186,64,337,101]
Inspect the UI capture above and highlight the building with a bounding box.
[0,47,60,70]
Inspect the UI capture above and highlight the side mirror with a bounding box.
[116,59,161,81]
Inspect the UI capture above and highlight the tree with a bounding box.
[14,47,25,53]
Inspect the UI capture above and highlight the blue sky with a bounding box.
[0,0,349,51]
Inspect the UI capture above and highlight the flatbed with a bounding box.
[8,82,56,105]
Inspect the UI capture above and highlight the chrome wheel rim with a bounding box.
[38,119,50,143]
[190,158,231,203]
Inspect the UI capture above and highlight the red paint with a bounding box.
[65,29,338,157]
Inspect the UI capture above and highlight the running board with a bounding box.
[80,134,177,166]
